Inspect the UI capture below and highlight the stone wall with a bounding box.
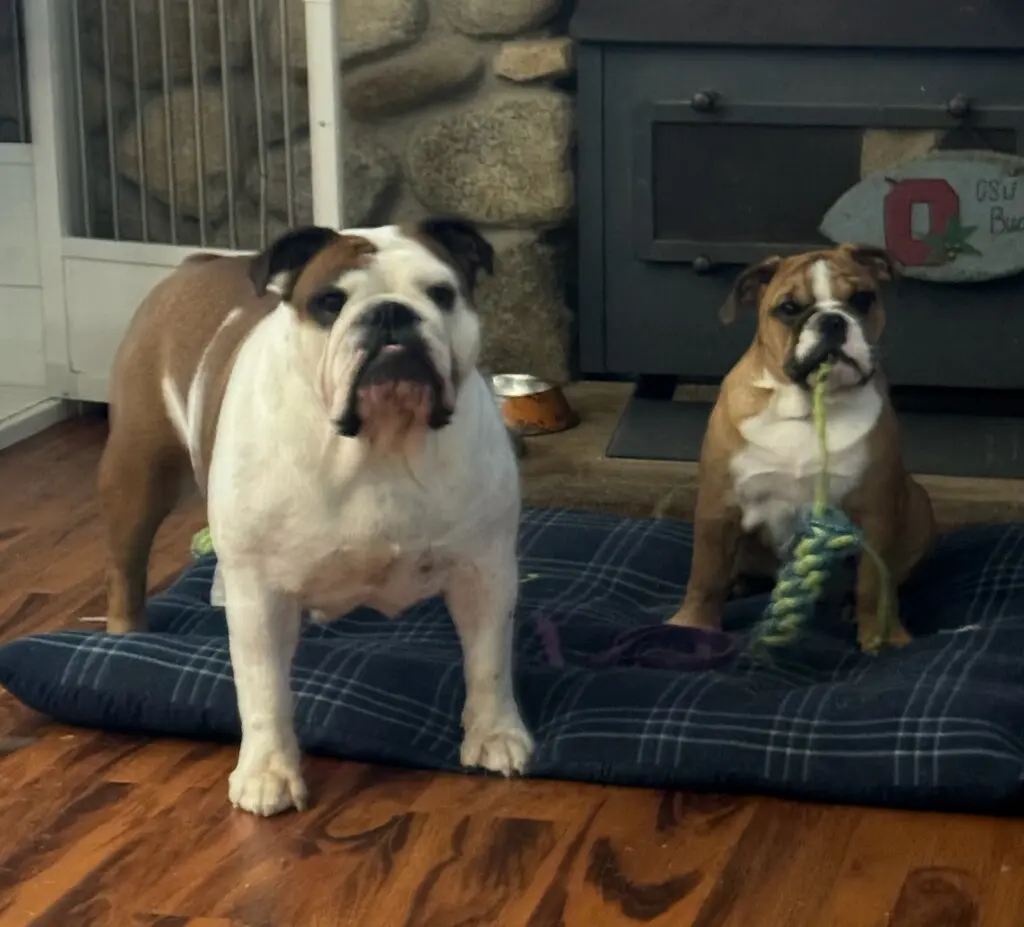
[75,0,576,382]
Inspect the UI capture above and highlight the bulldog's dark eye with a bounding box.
[427,283,457,312]
[307,288,348,327]
[848,290,876,315]
[773,300,804,322]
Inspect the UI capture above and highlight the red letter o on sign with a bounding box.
[883,178,960,266]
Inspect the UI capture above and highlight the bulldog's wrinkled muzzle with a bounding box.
[334,301,453,438]
[784,310,872,389]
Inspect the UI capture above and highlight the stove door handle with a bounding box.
[947,93,972,118]
[690,90,719,113]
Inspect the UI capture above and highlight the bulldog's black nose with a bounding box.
[817,312,848,345]
[364,300,419,338]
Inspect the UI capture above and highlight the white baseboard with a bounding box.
[0,387,71,451]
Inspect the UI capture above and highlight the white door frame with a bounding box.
[25,0,74,397]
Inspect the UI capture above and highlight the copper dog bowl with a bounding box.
[492,373,578,437]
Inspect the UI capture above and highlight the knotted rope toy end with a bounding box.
[748,362,897,657]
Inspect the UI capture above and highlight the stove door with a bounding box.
[633,103,1021,267]
[599,46,1024,387]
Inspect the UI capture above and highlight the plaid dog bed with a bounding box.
[1,508,1023,813]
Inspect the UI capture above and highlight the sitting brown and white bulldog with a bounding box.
[98,219,533,816]
[668,244,935,652]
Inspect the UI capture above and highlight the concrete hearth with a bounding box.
[522,383,1024,531]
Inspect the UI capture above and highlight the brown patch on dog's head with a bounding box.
[405,217,495,295]
[723,244,896,385]
[249,226,377,328]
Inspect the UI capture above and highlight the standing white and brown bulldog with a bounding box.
[668,244,935,652]
[98,219,533,816]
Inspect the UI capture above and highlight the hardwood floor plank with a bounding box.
[410,768,606,822]
[133,918,244,927]
[509,790,746,926]
[978,825,1024,927]
[0,781,143,926]
[378,813,567,927]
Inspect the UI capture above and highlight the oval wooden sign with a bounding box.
[819,150,1024,283]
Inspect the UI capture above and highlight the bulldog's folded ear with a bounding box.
[840,243,896,282]
[417,217,495,293]
[249,226,341,299]
[719,256,782,324]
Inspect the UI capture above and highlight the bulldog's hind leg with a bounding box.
[846,476,921,653]
[222,565,306,816]
[852,509,912,653]
[446,544,533,776]
[98,427,186,633]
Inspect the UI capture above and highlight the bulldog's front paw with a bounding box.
[666,602,721,629]
[857,619,912,655]
[229,747,308,816]
[461,713,534,777]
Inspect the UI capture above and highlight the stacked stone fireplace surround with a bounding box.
[71,0,576,382]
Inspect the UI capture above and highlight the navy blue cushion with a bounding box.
[2,508,1023,813]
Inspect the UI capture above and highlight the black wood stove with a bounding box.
[572,0,1024,478]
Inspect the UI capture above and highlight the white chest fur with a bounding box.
[729,377,882,552]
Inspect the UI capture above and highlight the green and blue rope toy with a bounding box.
[191,526,214,560]
[749,362,896,654]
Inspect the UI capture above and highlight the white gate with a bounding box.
[0,0,54,444]
[25,0,345,403]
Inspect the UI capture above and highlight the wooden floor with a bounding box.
[1,414,1023,927]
